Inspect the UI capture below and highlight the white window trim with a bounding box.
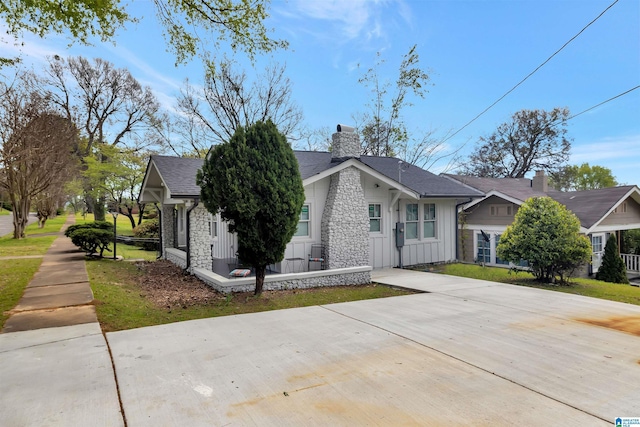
[368,202,383,234]
[423,203,437,239]
[405,202,419,240]
[293,203,312,240]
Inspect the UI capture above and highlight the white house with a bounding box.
[139,126,483,292]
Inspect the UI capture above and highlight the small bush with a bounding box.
[69,228,113,256]
[133,218,159,251]
[596,235,629,284]
[65,221,112,238]
[56,207,65,215]
[1,202,12,211]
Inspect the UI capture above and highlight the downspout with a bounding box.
[185,197,200,271]
[455,198,472,262]
[154,203,162,260]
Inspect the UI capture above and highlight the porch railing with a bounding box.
[621,253,640,273]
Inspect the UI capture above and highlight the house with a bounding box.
[139,126,483,292]
[444,171,640,278]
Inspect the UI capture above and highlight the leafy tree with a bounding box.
[197,120,305,295]
[0,71,78,238]
[1,0,286,65]
[461,108,571,178]
[621,229,640,255]
[45,56,160,220]
[549,163,618,191]
[176,60,303,153]
[596,234,629,284]
[497,197,591,283]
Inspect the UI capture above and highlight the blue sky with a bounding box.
[3,0,639,185]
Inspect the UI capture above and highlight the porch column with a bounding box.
[188,205,212,271]
[161,204,175,258]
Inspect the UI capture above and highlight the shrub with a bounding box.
[56,207,65,215]
[68,228,113,256]
[497,197,592,284]
[596,234,629,284]
[133,218,159,251]
[64,221,112,238]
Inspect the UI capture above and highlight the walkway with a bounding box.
[3,215,96,331]
[0,215,124,426]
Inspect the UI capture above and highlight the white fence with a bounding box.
[621,253,640,274]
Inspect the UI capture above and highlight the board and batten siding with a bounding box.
[363,175,392,269]
[393,198,458,268]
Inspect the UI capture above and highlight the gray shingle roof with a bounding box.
[551,186,636,229]
[150,153,483,199]
[151,155,204,197]
[443,174,557,200]
[444,174,637,229]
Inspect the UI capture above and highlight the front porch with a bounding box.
[622,253,640,283]
[164,248,372,293]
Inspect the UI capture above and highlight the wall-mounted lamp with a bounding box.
[374,183,380,188]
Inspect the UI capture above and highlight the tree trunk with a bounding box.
[93,196,106,221]
[254,265,266,295]
[11,196,30,239]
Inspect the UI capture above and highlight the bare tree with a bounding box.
[176,60,303,153]
[0,71,77,238]
[356,45,431,157]
[44,56,161,220]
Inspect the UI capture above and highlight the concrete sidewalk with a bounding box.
[3,215,96,332]
[0,215,124,426]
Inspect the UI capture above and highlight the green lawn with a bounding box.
[88,260,415,332]
[439,263,640,306]
[0,258,43,328]
[76,212,143,236]
[25,214,68,235]
[0,209,9,216]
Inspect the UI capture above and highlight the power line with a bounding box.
[443,0,620,143]
[568,85,640,121]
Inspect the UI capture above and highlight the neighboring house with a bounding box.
[444,171,640,277]
[139,126,483,292]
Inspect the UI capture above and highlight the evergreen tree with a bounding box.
[197,120,305,295]
[596,234,629,284]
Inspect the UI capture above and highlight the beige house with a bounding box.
[444,171,640,278]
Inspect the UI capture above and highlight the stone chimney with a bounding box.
[331,124,360,159]
[321,124,370,274]
[532,170,548,193]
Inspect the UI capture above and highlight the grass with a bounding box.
[0,209,9,216]
[75,212,143,236]
[87,260,415,332]
[438,263,640,306]
[24,214,68,235]
[0,258,43,328]
[0,235,58,257]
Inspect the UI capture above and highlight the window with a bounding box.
[477,233,491,263]
[208,214,217,239]
[592,235,603,253]
[294,204,310,237]
[490,204,513,216]
[406,203,418,239]
[369,204,382,232]
[495,234,508,265]
[423,203,436,238]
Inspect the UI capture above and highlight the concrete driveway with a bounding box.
[107,269,640,426]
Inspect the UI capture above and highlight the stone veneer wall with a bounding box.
[321,167,370,269]
[321,130,370,273]
[161,205,175,258]
[188,204,211,271]
[165,248,187,269]
[193,267,371,294]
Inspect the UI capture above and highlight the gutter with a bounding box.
[185,197,200,271]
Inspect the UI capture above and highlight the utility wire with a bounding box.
[568,85,640,121]
[443,0,620,143]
